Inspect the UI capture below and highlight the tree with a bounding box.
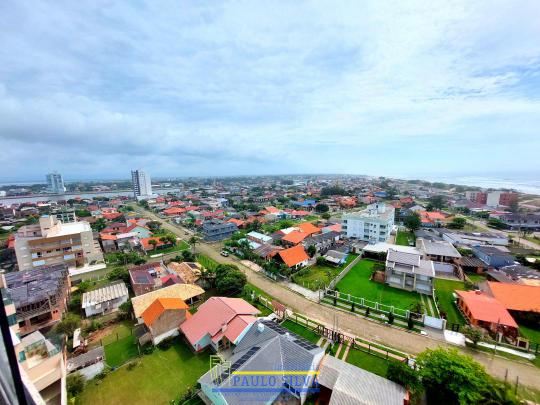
[387,361,421,394]
[91,217,107,232]
[404,212,421,232]
[107,267,129,283]
[55,313,80,337]
[447,217,466,229]
[148,239,158,249]
[216,269,247,296]
[180,250,195,262]
[118,300,132,320]
[188,236,200,252]
[487,218,506,230]
[316,256,326,265]
[315,203,329,213]
[75,209,91,217]
[147,220,161,232]
[509,200,519,214]
[321,212,331,220]
[462,325,486,347]
[76,281,91,293]
[416,348,493,404]
[66,373,85,398]
[428,195,446,210]
[307,245,316,258]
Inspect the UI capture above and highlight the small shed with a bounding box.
[81,282,129,317]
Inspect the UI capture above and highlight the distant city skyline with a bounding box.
[1,1,539,181]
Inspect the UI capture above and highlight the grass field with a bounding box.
[434,278,466,326]
[395,230,415,246]
[281,320,320,344]
[104,335,139,367]
[344,349,392,377]
[196,254,219,271]
[79,339,210,405]
[519,323,540,343]
[292,254,357,290]
[466,273,486,284]
[336,259,428,310]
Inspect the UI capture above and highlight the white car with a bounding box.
[220,250,229,257]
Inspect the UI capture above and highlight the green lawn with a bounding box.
[434,278,467,326]
[395,230,415,246]
[466,273,486,284]
[79,339,210,405]
[293,254,358,290]
[197,254,219,271]
[344,349,392,377]
[104,335,139,367]
[148,240,189,255]
[519,323,540,343]
[281,320,320,344]
[336,260,427,310]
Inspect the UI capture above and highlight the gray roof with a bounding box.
[4,264,68,307]
[199,320,324,405]
[417,238,461,259]
[387,249,435,277]
[317,355,406,405]
[67,347,104,372]
[498,265,540,282]
[81,281,128,308]
[387,249,420,267]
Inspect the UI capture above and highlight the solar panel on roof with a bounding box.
[213,346,261,385]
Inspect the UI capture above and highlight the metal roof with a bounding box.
[81,281,128,308]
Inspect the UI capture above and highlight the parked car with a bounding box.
[220,250,229,257]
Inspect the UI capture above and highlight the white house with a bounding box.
[341,203,395,243]
[81,282,129,317]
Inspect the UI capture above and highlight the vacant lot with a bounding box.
[79,339,210,405]
[293,254,357,290]
[336,259,430,311]
[434,278,466,326]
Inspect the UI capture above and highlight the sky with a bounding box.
[1,0,540,182]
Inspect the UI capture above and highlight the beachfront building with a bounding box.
[341,203,395,243]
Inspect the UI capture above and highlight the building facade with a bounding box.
[14,216,103,272]
[341,203,394,243]
[131,169,153,198]
[46,172,65,194]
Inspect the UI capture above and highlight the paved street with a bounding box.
[136,206,540,389]
[467,218,540,250]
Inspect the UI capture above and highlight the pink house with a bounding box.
[179,297,260,352]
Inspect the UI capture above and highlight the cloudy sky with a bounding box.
[1,0,539,182]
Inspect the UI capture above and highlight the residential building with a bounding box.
[131,284,205,323]
[81,282,129,317]
[486,191,518,207]
[437,229,509,247]
[417,238,461,263]
[483,282,540,320]
[246,231,272,245]
[341,203,395,243]
[139,298,190,345]
[472,245,515,268]
[385,249,435,295]
[180,297,259,352]
[497,213,540,230]
[131,169,153,198]
[66,347,104,381]
[14,216,103,272]
[317,355,408,405]
[465,191,487,204]
[167,262,203,285]
[202,219,237,242]
[1,274,67,405]
[455,290,518,338]
[46,172,65,194]
[276,245,310,269]
[128,262,168,296]
[4,265,70,336]
[199,320,324,405]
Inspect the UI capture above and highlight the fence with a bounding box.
[324,288,425,323]
[327,254,363,290]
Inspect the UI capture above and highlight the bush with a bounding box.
[126,361,139,371]
[387,361,421,394]
[142,344,155,355]
[387,312,395,325]
[66,373,85,397]
[157,336,176,350]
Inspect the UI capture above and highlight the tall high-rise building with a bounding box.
[45,172,65,194]
[131,169,153,198]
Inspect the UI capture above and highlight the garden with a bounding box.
[433,278,467,326]
[335,259,434,311]
[292,254,358,290]
[395,230,415,246]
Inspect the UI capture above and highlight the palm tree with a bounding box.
[188,236,200,253]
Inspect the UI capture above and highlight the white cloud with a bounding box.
[0,0,539,180]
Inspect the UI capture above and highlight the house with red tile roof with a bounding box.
[163,207,186,216]
[140,298,190,345]
[179,297,259,352]
[140,237,173,253]
[456,290,518,338]
[227,218,245,228]
[296,222,321,236]
[418,211,449,227]
[281,230,309,246]
[277,245,310,269]
[484,282,540,315]
[102,212,124,221]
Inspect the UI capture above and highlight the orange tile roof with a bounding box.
[296,222,320,235]
[163,207,186,215]
[141,297,189,327]
[456,290,518,328]
[100,233,117,241]
[140,237,167,251]
[282,230,308,245]
[265,206,280,214]
[487,282,540,313]
[278,245,309,267]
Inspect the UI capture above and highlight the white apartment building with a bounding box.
[46,172,66,194]
[131,169,153,198]
[14,216,103,271]
[341,203,395,243]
